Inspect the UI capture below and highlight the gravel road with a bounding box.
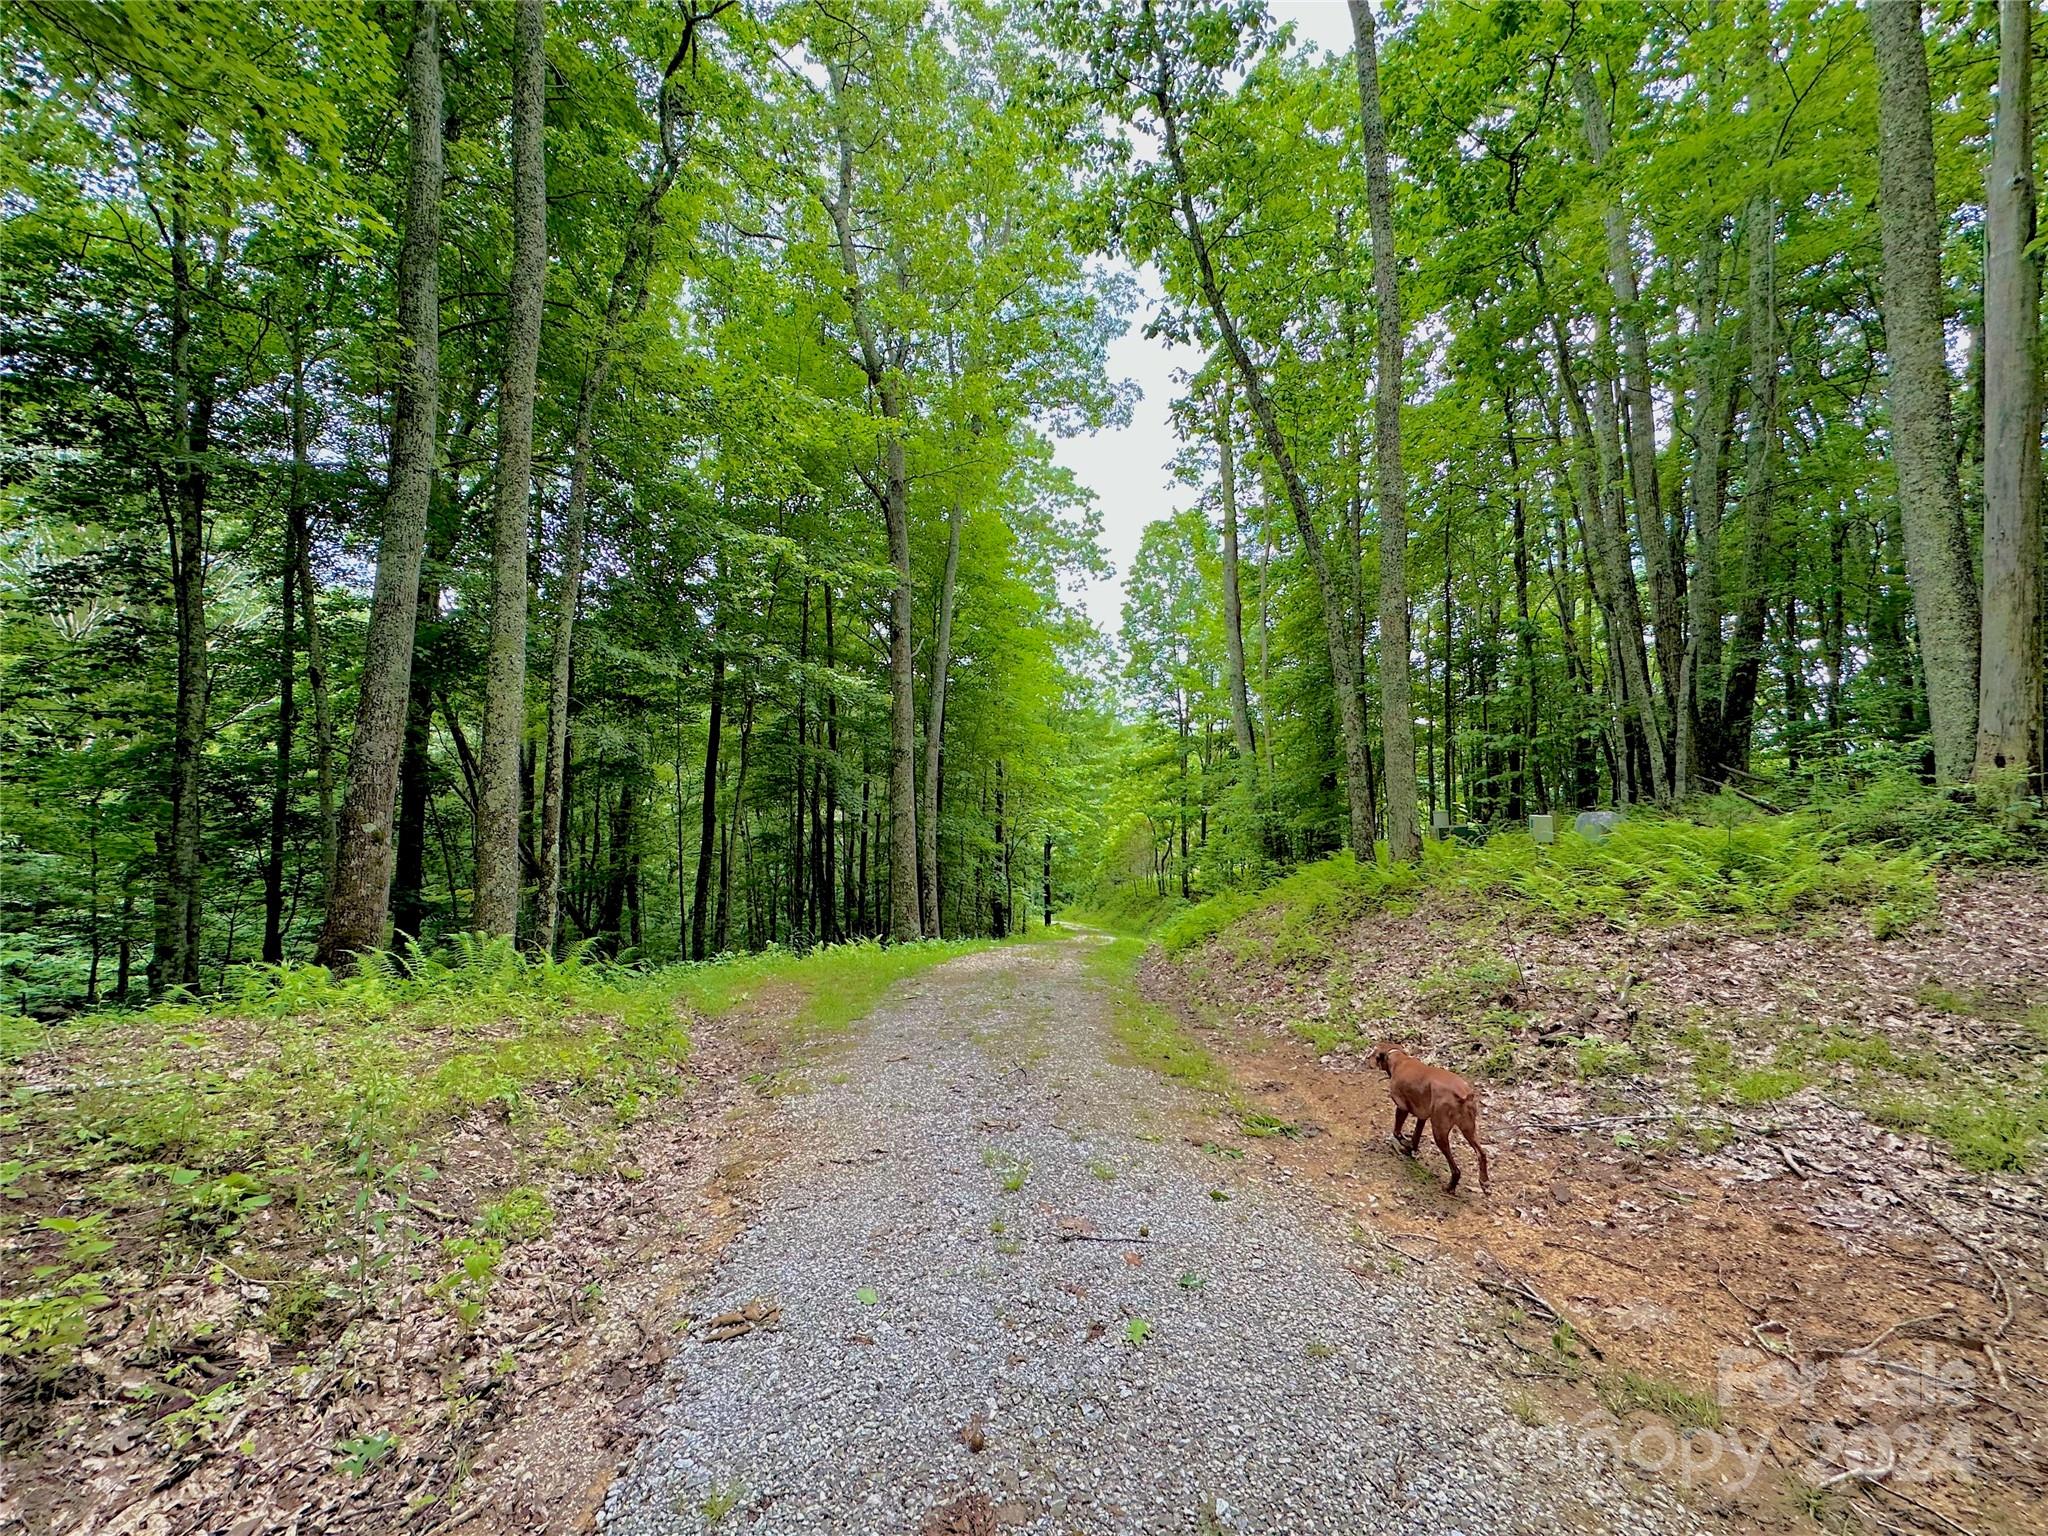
[601,936,1704,1536]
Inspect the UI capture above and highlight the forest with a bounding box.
[2,0,2044,1008]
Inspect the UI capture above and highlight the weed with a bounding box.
[1730,1066,1806,1105]
[1177,1270,1207,1292]
[480,1186,553,1243]
[0,1271,111,1367]
[699,1481,747,1523]
[261,1271,334,1346]
[433,1234,504,1326]
[982,1149,1032,1193]
[335,1431,397,1476]
[1237,1110,1297,1138]
[1086,1158,1117,1182]
[1597,1369,1723,1430]
[1573,1037,1641,1081]
[1304,1338,1336,1360]
[1125,1317,1152,1346]
[1505,1389,1546,1427]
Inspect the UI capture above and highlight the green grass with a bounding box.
[667,935,995,1039]
[1085,936,1230,1096]
[1596,1369,1723,1430]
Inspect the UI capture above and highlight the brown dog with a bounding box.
[1371,1044,1490,1193]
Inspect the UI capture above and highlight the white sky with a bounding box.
[1058,1,1358,640]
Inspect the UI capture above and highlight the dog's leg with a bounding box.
[1392,1105,1411,1153]
[1459,1110,1490,1191]
[1433,1118,1460,1193]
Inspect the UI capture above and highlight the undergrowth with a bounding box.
[1157,785,1958,959]
[0,933,989,1372]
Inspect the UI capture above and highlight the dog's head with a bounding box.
[1370,1042,1400,1074]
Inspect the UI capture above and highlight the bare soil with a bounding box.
[1141,871,2048,1536]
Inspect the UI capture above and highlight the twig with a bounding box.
[1715,1270,1767,1319]
[1870,1481,1982,1536]
[1056,1231,1154,1245]
[1813,1308,1956,1359]
[1530,1111,1671,1133]
[1474,1269,1605,1360]
[1356,1228,1431,1267]
[1816,1440,1896,1489]
[1880,1174,2015,1338]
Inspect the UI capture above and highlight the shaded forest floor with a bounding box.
[0,939,994,1536]
[1140,865,2048,1536]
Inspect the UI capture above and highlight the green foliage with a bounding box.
[1572,1038,1641,1081]
[0,1271,111,1368]
[1811,772,2048,866]
[480,1186,554,1243]
[1157,796,1938,967]
[1727,1066,1807,1106]
[334,1432,396,1477]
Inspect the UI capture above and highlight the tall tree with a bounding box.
[319,0,443,967]
[1213,382,1257,777]
[1350,0,1417,862]
[1866,0,1980,782]
[474,0,549,937]
[1976,0,2042,785]
[1140,0,1379,859]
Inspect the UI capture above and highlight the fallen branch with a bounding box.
[1880,1174,2014,1338]
[1474,1267,1605,1361]
[1056,1230,1154,1245]
[1813,1307,1956,1359]
[1870,1481,1982,1536]
[1816,1440,1896,1489]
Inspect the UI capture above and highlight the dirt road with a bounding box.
[601,936,1700,1535]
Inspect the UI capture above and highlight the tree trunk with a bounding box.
[1719,193,1779,770]
[320,0,443,967]
[1546,294,1669,805]
[1152,40,1377,859]
[920,501,964,937]
[1043,833,1052,927]
[162,178,214,991]
[1350,0,1415,863]
[822,60,921,943]
[1577,64,1683,717]
[262,486,298,966]
[1678,218,1728,796]
[1867,0,1981,782]
[537,360,602,956]
[1501,386,1541,816]
[691,649,723,961]
[1976,0,2043,785]
[474,0,547,938]
[390,627,434,949]
[992,758,1008,938]
[1215,382,1258,775]
[821,583,841,944]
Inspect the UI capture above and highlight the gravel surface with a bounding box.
[602,937,1705,1535]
